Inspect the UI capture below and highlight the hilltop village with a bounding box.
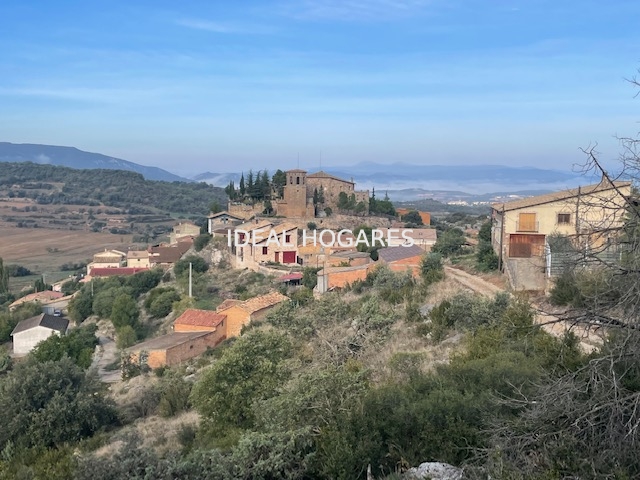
[0,169,636,479]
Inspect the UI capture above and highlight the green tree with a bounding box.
[116,325,138,349]
[148,290,181,318]
[0,357,116,449]
[31,324,98,369]
[68,287,94,323]
[420,252,445,285]
[193,233,211,252]
[239,173,246,197]
[209,200,222,214]
[191,330,293,438]
[272,169,286,198]
[401,210,423,226]
[302,267,321,290]
[174,255,209,276]
[110,294,139,329]
[432,228,466,257]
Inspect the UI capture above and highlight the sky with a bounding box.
[1,0,639,177]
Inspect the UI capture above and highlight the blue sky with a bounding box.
[1,0,639,176]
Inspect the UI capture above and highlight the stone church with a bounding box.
[275,169,369,219]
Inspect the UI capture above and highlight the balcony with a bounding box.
[516,221,539,233]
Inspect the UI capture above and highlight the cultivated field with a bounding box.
[0,224,134,273]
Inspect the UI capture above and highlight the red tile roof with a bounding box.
[174,308,226,328]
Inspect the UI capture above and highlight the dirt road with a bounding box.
[444,266,602,352]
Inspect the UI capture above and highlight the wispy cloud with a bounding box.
[176,18,275,35]
[280,0,432,21]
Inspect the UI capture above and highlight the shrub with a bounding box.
[194,234,211,252]
[420,252,445,285]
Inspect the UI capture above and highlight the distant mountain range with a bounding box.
[0,142,189,182]
[0,142,593,201]
[193,163,592,200]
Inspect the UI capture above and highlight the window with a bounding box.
[557,213,571,224]
[285,235,291,243]
[262,246,268,255]
[517,213,537,232]
[296,176,300,185]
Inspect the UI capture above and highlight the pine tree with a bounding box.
[239,174,246,197]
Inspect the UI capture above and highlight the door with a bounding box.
[275,251,280,263]
[509,234,545,258]
[283,251,296,264]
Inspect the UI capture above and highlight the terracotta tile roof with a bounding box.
[279,272,303,282]
[9,290,63,309]
[318,264,370,275]
[235,220,274,233]
[216,299,242,312]
[307,170,354,184]
[12,313,69,336]
[149,246,186,264]
[208,210,244,220]
[90,267,150,277]
[253,223,298,243]
[241,291,289,313]
[127,250,149,259]
[221,291,289,314]
[377,245,425,263]
[378,228,437,243]
[491,181,632,212]
[330,251,371,259]
[174,308,226,328]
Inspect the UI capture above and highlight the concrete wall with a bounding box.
[13,326,63,356]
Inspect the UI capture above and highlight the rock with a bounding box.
[405,462,463,480]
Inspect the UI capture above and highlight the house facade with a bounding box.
[207,210,244,235]
[170,222,201,244]
[491,180,632,290]
[127,250,150,269]
[11,313,69,355]
[87,249,126,275]
[216,291,289,337]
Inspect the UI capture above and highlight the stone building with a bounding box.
[275,169,369,218]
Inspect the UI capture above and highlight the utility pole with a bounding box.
[188,262,193,298]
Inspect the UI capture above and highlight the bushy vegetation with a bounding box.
[432,227,466,257]
[31,324,99,368]
[476,220,499,271]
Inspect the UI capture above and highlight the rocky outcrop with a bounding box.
[404,462,463,480]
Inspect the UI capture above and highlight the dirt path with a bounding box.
[91,335,121,383]
[444,266,602,352]
[444,266,504,298]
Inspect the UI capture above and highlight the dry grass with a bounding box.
[0,223,133,272]
[93,410,200,457]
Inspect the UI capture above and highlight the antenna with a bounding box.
[297,152,299,169]
[320,150,322,170]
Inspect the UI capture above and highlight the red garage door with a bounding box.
[282,251,296,264]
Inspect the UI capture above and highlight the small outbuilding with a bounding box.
[11,313,69,356]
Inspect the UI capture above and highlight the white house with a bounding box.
[11,313,69,356]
